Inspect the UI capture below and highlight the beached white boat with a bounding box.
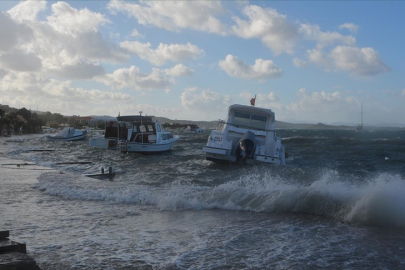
[203,104,285,165]
[46,127,87,141]
[118,115,180,153]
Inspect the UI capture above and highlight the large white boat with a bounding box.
[203,104,285,165]
[90,114,180,153]
[46,127,87,141]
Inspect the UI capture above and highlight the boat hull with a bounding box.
[121,137,179,153]
[46,134,87,141]
[89,137,119,149]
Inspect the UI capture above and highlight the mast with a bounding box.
[360,102,363,127]
[139,111,143,143]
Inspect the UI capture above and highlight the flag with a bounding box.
[250,97,256,106]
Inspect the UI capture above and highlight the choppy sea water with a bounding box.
[1,129,405,269]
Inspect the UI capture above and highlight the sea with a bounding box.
[1,128,405,269]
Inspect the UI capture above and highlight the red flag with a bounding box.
[250,97,255,106]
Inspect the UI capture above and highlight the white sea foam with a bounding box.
[35,169,405,228]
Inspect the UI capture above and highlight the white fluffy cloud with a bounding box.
[339,23,359,33]
[300,23,356,49]
[181,87,231,112]
[329,46,391,76]
[0,49,42,72]
[231,5,299,55]
[0,71,133,115]
[219,55,282,80]
[1,2,128,80]
[120,41,204,66]
[0,10,32,52]
[293,57,309,68]
[7,0,46,22]
[97,66,172,91]
[285,88,359,122]
[240,91,283,110]
[46,2,110,36]
[297,23,389,76]
[164,64,194,77]
[108,0,227,35]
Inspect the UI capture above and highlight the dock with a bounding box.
[0,230,40,270]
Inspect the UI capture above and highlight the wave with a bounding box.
[34,169,405,228]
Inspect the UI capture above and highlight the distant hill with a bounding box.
[1,103,403,130]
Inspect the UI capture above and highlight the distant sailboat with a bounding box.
[356,103,363,132]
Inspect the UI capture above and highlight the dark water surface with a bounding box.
[2,129,405,269]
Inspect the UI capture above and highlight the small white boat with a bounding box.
[185,124,203,133]
[118,114,180,153]
[89,120,128,149]
[46,127,87,141]
[203,104,285,165]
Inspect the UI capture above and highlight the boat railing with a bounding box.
[216,120,280,138]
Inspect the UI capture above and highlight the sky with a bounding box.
[0,1,404,126]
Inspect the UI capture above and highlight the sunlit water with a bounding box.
[1,129,405,269]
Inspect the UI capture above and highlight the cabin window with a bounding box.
[250,114,267,130]
[162,134,168,140]
[157,124,161,132]
[233,112,267,130]
[133,126,137,132]
[147,125,153,132]
[168,133,173,139]
[139,125,146,132]
[234,112,251,127]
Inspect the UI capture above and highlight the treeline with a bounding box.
[0,108,68,135]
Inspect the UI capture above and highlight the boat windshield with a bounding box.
[233,112,267,130]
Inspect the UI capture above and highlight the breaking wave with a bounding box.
[34,169,405,228]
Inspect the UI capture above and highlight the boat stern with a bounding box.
[202,131,235,162]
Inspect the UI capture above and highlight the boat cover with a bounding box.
[54,127,77,138]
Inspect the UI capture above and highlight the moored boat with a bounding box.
[89,113,180,153]
[118,114,180,153]
[202,104,285,165]
[46,127,87,141]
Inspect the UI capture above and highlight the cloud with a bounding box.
[339,23,359,33]
[49,61,105,80]
[300,23,356,49]
[2,1,129,80]
[0,69,7,79]
[330,46,391,76]
[131,29,143,38]
[231,5,299,55]
[7,0,46,22]
[46,1,110,36]
[293,57,309,68]
[285,88,359,122]
[120,41,204,66]
[97,66,172,91]
[0,10,33,52]
[164,64,194,77]
[219,54,282,80]
[0,71,133,115]
[0,49,42,72]
[305,46,391,76]
[108,0,227,35]
[240,91,282,110]
[181,87,231,112]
